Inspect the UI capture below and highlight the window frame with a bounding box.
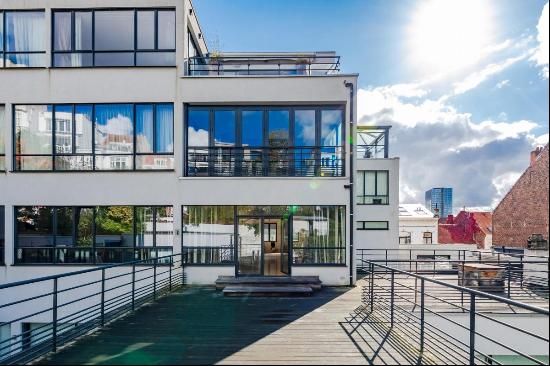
[357,221,389,230]
[357,170,390,205]
[51,8,176,68]
[0,104,5,170]
[423,231,433,244]
[12,103,174,172]
[0,9,47,68]
[14,205,174,265]
[184,105,346,177]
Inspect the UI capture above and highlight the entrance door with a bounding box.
[237,216,290,276]
[237,217,262,276]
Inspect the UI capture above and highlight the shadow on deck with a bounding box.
[37,286,352,365]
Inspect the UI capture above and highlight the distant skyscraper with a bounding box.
[425,188,453,218]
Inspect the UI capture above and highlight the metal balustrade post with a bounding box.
[169,257,173,292]
[52,278,58,352]
[370,263,374,310]
[507,263,511,299]
[420,278,425,354]
[131,264,136,311]
[470,294,476,365]
[390,270,395,327]
[154,258,158,301]
[461,260,465,308]
[101,269,105,327]
[520,256,524,288]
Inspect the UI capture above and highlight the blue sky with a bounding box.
[193,0,549,210]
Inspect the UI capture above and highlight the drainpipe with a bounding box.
[344,80,355,286]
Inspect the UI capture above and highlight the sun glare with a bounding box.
[409,0,493,74]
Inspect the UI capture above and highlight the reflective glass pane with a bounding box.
[53,53,93,67]
[135,155,174,170]
[94,104,133,154]
[76,207,93,247]
[238,218,261,275]
[377,171,388,195]
[56,207,74,246]
[54,105,73,154]
[155,104,174,153]
[242,110,263,147]
[0,13,3,52]
[94,52,134,67]
[55,155,93,171]
[54,12,71,51]
[95,206,134,247]
[267,110,289,147]
[75,105,93,154]
[5,12,44,52]
[136,51,175,66]
[214,111,236,146]
[294,110,316,146]
[321,109,342,146]
[135,207,154,247]
[5,53,45,68]
[187,109,209,146]
[364,171,376,195]
[15,156,52,171]
[137,11,155,49]
[95,155,133,171]
[94,11,134,50]
[156,206,174,246]
[15,105,52,154]
[157,10,176,49]
[16,207,54,247]
[136,104,154,153]
[74,11,93,50]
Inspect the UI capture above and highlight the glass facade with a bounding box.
[0,11,46,68]
[182,205,346,266]
[14,206,174,264]
[425,188,453,218]
[186,106,344,177]
[14,103,174,171]
[52,9,176,67]
[357,170,389,205]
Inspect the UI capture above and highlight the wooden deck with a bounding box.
[35,276,545,365]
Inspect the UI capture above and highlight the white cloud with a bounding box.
[491,171,522,207]
[495,80,510,89]
[357,85,545,208]
[532,2,549,78]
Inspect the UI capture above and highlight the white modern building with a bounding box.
[398,203,439,245]
[0,0,400,295]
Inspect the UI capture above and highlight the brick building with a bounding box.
[439,211,493,249]
[492,145,549,248]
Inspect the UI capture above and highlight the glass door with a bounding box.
[280,216,290,275]
[237,217,262,276]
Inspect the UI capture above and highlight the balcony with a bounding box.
[357,125,390,159]
[186,146,344,177]
[187,52,340,76]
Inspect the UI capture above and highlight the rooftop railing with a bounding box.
[356,260,549,365]
[357,125,390,159]
[187,54,341,76]
[0,253,184,364]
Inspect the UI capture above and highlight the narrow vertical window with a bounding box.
[0,105,5,170]
[3,11,45,67]
[94,104,134,170]
[14,105,53,170]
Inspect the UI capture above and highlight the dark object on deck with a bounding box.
[223,285,313,297]
[527,234,549,250]
[458,263,505,293]
[216,275,322,297]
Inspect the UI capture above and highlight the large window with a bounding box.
[186,106,345,177]
[52,8,175,67]
[15,206,174,264]
[1,11,46,68]
[357,170,389,205]
[14,103,174,171]
[182,206,235,265]
[0,105,5,170]
[357,221,389,230]
[292,206,346,265]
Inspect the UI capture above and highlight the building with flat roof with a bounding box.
[425,187,453,219]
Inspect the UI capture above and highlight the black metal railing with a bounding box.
[356,126,390,159]
[0,253,184,364]
[187,146,344,177]
[187,55,340,76]
[14,246,174,265]
[359,260,549,365]
[182,246,234,265]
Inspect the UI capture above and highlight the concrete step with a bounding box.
[215,276,322,290]
[222,285,314,297]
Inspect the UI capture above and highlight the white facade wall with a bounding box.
[354,157,400,251]
[0,0,360,298]
[399,217,439,244]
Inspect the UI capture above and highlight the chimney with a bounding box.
[530,146,543,166]
[433,207,440,218]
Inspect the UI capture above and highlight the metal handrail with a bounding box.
[0,253,184,364]
[360,260,549,365]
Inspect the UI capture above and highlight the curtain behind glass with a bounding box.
[6,12,44,67]
[136,105,154,153]
[0,106,5,154]
[156,104,174,153]
[54,12,71,51]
